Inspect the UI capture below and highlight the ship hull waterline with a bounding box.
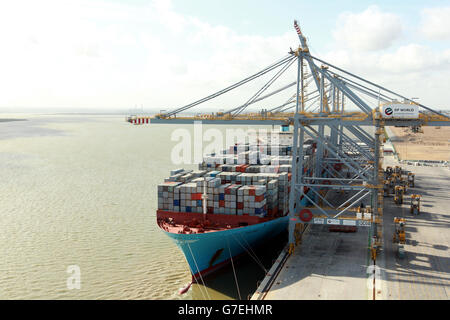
[162,215,289,282]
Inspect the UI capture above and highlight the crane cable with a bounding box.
[162,54,294,118]
[227,238,242,300]
[226,81,297,116]
[310,54,450,119]
[231,234,267,273]
[231,55,297,117]
[268,77,315,113]
[187,242,211,300]
[277,83,329,113]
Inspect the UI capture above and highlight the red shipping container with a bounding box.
[249,187,255,196]
[255,195,264,202]
[237,202,244,209]
[191,193,202,200]
[225,187,231,195]
[288,173,292,181]
[207,207,214,214]
[219,200,225,207]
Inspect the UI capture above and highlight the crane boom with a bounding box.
[132,20,449,128]
[294,20,330,113]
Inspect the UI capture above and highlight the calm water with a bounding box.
[0,114,285,300]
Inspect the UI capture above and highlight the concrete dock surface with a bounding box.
[259,224,371,300]
[252,154,449,300]
[253,188,372,300]
[379,156,450,299]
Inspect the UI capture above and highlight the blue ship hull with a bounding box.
[163,215,290,280]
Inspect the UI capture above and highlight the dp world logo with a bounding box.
[385,107,393,116]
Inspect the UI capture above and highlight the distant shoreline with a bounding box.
[0,119,27,123]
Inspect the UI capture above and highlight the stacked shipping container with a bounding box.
[157,140,315,218]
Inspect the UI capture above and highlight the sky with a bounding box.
[0,0,449,112]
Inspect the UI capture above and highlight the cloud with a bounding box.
[316,5,450,110]
[152,0,188,34]
[129,0,300,110]
[420,7,450,40]
[0,0,301,110]
[333,5,403,52]
[0,1,448,111]
[378,44,450,73]
[320,42,450,107]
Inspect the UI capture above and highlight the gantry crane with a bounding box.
[131,20,450,262]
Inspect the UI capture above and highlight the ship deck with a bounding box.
[157,210,277,234]
[159,223,227,234]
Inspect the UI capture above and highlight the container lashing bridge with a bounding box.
[137,20,450,262]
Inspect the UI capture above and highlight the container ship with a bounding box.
[156,132,317,283]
